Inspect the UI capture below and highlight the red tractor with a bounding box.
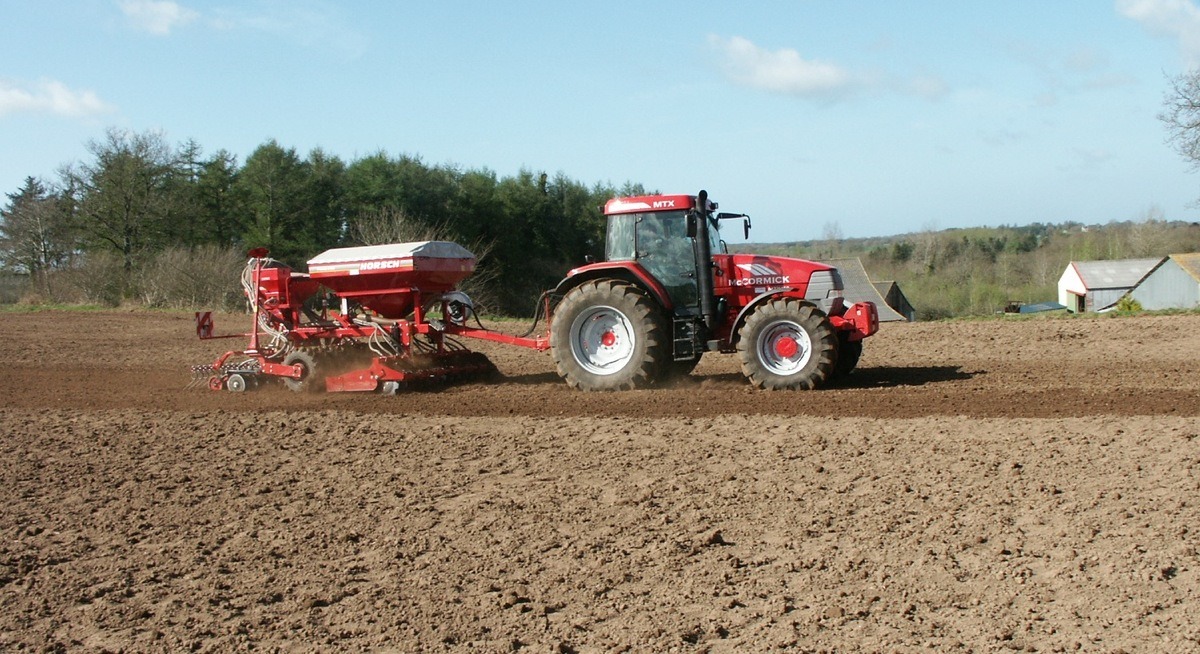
[548,189,877,390]
[195,189,878,393]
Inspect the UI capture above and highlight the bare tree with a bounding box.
[821,220,843,258]
[349,205,445,246]
[1161,70,1200,171]
[913,220,940,273]
[348,206,499,312]
[1128,205,1170,257]
[0,177,76,296]
[1033,248,1057,287]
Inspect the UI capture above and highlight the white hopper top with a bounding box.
[307,241,475,267]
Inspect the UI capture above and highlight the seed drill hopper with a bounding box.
[193,242,547,394]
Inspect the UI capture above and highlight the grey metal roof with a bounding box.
[872,280,897,296]
[819,258,908,322]
[1072,257,1163,290]
[1171,253,1200,282]
[1019,301,1067,314]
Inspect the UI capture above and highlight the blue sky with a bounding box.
[3,1,1200,244]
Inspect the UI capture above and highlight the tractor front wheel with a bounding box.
[831,333,863,380]
[550,280,668,391]
[737,298,837,390]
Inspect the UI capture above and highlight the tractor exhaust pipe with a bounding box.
[693,189,718,333]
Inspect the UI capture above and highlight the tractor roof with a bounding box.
[604,194,718,216]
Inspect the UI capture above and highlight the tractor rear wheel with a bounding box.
[550,280,668,391]
[282,350,321,393]
[737,298,837,390]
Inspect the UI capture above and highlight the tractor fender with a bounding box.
[553,262,674,312]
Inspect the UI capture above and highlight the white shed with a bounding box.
[1128,253,1200,310]
[1057,257,1163,313]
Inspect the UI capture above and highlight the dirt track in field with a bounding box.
[2,309,1200,652]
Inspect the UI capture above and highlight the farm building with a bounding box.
[873,281,917,321]
[1127,253,1200,310]
[820,258,912,322]
[1057,257,1163,313]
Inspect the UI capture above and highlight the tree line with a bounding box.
[751,214,1200,319]
[0,128,645,314]
[8,62,1200,321]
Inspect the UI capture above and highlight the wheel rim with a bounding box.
[569,305,636,375]
[756,319,812,375]
[226,373,247,393]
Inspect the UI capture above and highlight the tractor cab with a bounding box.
[605,203,702,311]
[600,193,746,315]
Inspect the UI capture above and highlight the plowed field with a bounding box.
[2,309,1199,652]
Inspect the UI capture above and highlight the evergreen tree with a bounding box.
[301,148,347,253]
[194,149,244,248]
[236,140,311,264]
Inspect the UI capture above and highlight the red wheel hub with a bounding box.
[600,330,617,348]
[774,336,799,359]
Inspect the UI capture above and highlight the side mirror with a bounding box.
[686,213,698,238]
[715,212,752,240]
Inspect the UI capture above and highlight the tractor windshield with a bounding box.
[606,213,636,261]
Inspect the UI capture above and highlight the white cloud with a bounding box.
[707,35,948,101]
[209,2,368,60]
[1117,0,1200,64]
[708,35,850,97]
[0,79,115,119]
[118,0,199,36]
[114,0,365,57]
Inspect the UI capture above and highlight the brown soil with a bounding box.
[1,309,1199,652]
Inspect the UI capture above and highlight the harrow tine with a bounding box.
[187,364,218,390]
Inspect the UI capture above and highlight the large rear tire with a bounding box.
[550,280,668,391]
[737,298,837,390]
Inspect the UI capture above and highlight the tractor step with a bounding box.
[672,317,700,361]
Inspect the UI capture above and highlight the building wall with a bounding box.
[1089,288,1129,311]
[1130,260,1200,310]
[884,287,916,321]
[1057,265,1085,311]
